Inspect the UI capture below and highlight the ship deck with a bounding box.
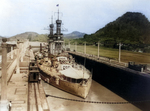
[60,67,90,79]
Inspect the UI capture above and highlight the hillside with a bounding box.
[9,32,48,42]
[75,12,150,52]
[10,32,39,40]
[100,12,150,44]
[8,31,86,42]
[64,31,86,39]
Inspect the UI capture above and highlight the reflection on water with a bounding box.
[42,80,140,111]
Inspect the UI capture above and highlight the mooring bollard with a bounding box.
[16,41,20,74]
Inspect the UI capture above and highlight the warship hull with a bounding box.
[38,65,92,98]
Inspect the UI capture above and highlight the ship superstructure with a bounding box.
[48,10,63,55]
[35,9,92,98]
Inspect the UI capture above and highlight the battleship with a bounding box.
[35,10,92,98]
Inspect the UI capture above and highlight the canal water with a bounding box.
[42,80,140,111]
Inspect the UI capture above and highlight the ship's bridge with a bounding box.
[57,56,67,61]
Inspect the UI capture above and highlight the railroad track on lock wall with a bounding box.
[28,82,50,111]
[28,83,42,111]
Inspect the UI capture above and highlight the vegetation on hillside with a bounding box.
[32,34,48,42]
[10,32,38,40]
[64,31,86,39]
[73,12,150,52]
[9,32,48,42]
[9,31,85,42]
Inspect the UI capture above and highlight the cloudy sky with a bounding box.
[0,0,150,37]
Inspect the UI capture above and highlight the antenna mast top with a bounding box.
[58,9,59,20]
[51,16,53,24]
[56,4,59,20]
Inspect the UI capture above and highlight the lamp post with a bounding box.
[84,42,86,54]
[40,43,42,53]
[98,41,100,58]
[1,38,8,101]
[16,42,20,74]
[69,41,70,50]
[64,40,65,50]
[74,42,77,52]
[119,42,121,63]
[11,46,13,59]
[75,42,77,52]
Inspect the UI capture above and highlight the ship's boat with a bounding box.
[35,51,92,98]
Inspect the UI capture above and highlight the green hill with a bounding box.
[10,32,38,40]
[10,32,48,42]
[77,12,150,52]
[9,31,85,42]
[64,31,86,39]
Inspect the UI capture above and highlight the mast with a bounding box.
[50,16,54,36]
[57,4,59,20]
[48,16,54,55]
[47,4,64,55]
[54,5,64,54]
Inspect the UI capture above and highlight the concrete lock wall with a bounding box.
[7,58,17,82]
[70,53,150,105]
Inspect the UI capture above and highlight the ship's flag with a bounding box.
[56,4,59,7]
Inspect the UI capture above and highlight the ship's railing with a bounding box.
[60,74,90,84]
[62,75,82,83]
